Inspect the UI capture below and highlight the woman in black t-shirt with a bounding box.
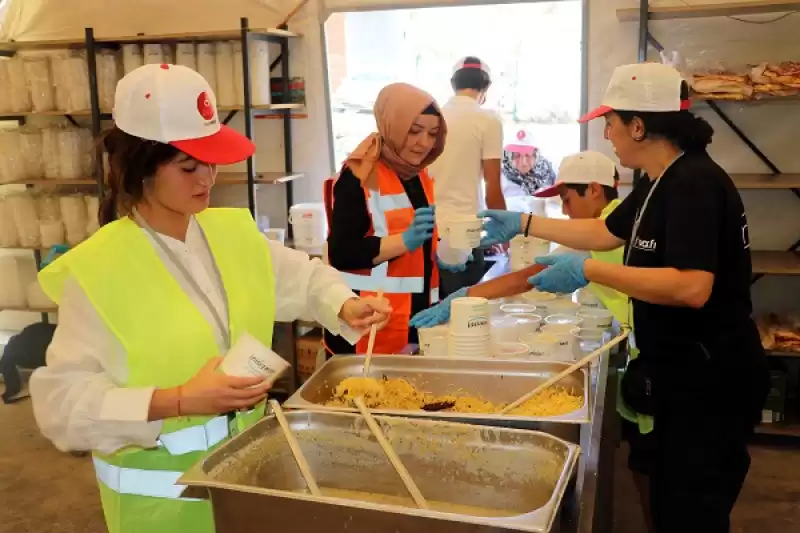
[480,63,769,533]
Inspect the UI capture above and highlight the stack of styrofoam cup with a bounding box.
[448,297,490,358]
[418,325,449,357]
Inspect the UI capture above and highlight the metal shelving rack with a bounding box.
[621,0,800,438]
[0,19,305,364]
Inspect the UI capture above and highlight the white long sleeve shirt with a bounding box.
[30,218,360,455]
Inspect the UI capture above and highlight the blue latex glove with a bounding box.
[477,209,523,247]
[528,254,589,294]
[402,205,436,251]
[409,287,469,329]
[437,253,473,273]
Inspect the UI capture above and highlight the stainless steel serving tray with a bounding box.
[179,410,580,533]
[284,355,591,431]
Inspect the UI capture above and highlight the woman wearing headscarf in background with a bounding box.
[501,129,557,200]
[324,83,455,356]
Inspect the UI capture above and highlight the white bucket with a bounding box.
[289,203,327,249]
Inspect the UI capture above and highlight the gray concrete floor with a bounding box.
[1,400,798,532]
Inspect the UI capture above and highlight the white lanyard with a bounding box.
[623,152,684,332]
[133,209,231,350]
[624,152,684,267]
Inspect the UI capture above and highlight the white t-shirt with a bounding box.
[429,95,503,215]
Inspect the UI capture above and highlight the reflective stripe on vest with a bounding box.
[430,287,440,304]
[340,261,424,294]
[365,192,414,237]
[93,456,200,501]
[157,415,229,455]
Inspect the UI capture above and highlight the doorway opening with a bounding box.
[324,1,584,174]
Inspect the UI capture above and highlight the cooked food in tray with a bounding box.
[758,313,800,353]
[326,376,583,417]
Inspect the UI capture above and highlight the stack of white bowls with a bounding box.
[448,297,491,358]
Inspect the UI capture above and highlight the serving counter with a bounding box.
[180,252,622,533]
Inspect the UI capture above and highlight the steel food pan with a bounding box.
[284,355,591,432]
[179,409,580,533]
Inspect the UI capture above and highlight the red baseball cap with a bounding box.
[580,63,691,123]
[113,64,255,164]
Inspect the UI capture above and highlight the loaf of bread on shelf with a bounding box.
[691,74,754,97]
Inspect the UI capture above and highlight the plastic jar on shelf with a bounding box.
[0,258,27,308]
[0,61,10,114]
[63,50,91,112]
[196,43,218,98]
[8,192,41,248]
[143,43,165,65]
[6,57,32,113]
[19,126,44,179]
[249,40,272,106]
[57,127,84,179]
[0,130,26,184]
[0,197,19,247]
[39,193,65,248]
[79,127,96,177]
[175,42,197,71]
[60,194,88,246]
[122,44,143,75]
[50,50,71,112]
[41,126,61,179]
[23,56,56,112]
[97,49,120,112]
[215,41,236,107]
[232,41,245,107]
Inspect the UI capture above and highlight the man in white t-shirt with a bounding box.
[429,56,506,297]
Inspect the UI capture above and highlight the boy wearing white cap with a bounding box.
[412,150,626,327]
[429,56,506,297]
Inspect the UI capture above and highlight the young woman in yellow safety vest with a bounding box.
[29,64,391,533]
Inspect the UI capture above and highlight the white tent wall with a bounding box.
[0,0,797,332]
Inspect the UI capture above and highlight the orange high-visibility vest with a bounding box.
[328,162,440,354]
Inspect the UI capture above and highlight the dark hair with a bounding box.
[99,127,180,226]
[421,103,441,116]
[450,57,491,92]
[615,107,714,153]
[564,168,620,201]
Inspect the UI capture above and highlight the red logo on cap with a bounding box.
[197,92,214,121]
[516,130,526,141]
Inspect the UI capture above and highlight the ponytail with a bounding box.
[616,110,714,153]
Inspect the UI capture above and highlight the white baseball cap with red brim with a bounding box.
[534,151,618,198]
[113,63,255,164]
[505,129,536,155]
[579,63,691,123]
